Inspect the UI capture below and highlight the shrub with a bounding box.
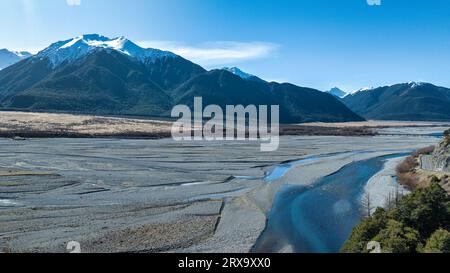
[396,156,417,174]
[341,182,450,253]
[412,146,435,157]
[396,155,421,189]
[444,129,450,146]
[373,220,421,253]
[423,229,450,253]
[444,129,450,137]
[431,176,441,184]
[341,208,388,253]
[397,172,420,189]
[389,182,450,239]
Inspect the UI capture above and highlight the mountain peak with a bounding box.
[0,49,32,70]
[326,87,348,98]
[222,67,266,83]
[355,86,374,93]
[223,67,255,80]
[0,48,32,58]
[407,81,426,88]
[36,34,178,67]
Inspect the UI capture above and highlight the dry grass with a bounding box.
[412,145,435,157]
[396,156,420,189]
[279,125,376,136]
[396,146,435,189]
[397,156,418,174]
[301,120,449,128]
[0,111,174,138]
[0,110,381,138]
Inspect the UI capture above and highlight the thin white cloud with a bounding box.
[66,0,81,6]
[367,0,381,6]
[136,40,279,67]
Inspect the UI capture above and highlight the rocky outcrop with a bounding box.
[421,130,450,173]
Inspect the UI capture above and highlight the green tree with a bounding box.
[342,181,450,253]
[373,220,421,253]
[389,182,450,239]
[423,229,450,253]
[444,129,450,137]
[341,208,388,253]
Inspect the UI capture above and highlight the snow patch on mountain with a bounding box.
[0,49,32,70]
[355,86,374,93]
[223,67,255,79]
[408,81,426,88]
[12,51,32,58]
[36,34,177,67]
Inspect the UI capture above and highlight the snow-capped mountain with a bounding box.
[342,82,450,121]
[355,86,374,93]
[407,81,426,88]
[223,67,255,79]
[354,82,424,94]
[222,67,265,83]
[0,34,364,123]
[325,87,348,98]
[36,34,177,67]
[0,49,32,70]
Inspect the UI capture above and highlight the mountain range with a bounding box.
[2,34,449,122]
[342,82,450,121]
[0,34,363,123]
[0,49,31,70]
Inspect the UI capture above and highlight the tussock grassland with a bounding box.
[0,111,173,138]
[0,110,378,138]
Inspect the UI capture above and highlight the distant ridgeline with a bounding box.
[342,83,450,121]
[0,49,31,70]
[0,34,363,124]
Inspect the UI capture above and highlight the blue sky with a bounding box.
[1,0,450,91]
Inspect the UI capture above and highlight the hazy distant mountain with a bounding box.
[0,34,364,123]
[0,49,31,70]
[326,87,347,98]
[342,82,450,121]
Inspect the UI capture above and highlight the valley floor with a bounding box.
[0,127,444,253]
[1,110,448,139]
[0,111,174,138]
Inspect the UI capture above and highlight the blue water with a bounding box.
[252,153,407,253]
[429,132,444,138]
[238,150,373,182]
[264,163,293,182]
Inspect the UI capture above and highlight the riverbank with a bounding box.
[179,135,441,253]
[252,154,408,253]
[363,156,411,212]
